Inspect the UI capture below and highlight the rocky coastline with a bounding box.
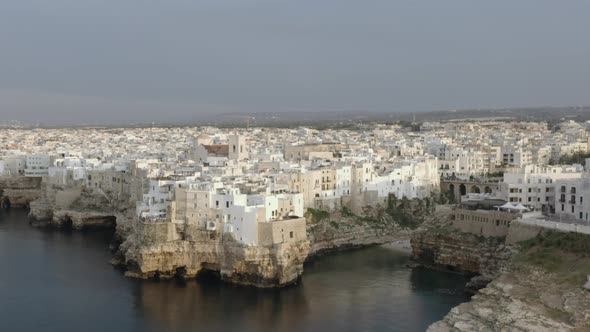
[113,209,417,287]
[22,181,431,288]
[411,212,590,331]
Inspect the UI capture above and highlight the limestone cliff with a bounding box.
[411,229,513,278]
[417,225,590,331]
[307,209,412,256]
[119,223,311,287]
[428,233,590,332]
[118,197,434,287]
[428,266,590,332]
[0,176,42,208]
[29,209,117,230]
[28,180,135,233]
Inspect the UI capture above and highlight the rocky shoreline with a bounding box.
[411,217,590,331]
[22,181,429,289]
[109,197,434,288]
[428,265,590,332]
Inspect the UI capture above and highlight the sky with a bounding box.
[0,0,589,124]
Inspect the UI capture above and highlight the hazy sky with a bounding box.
[1,0,589,124]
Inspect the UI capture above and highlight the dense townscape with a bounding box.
[2,119,590,330]
[2,120,590,232]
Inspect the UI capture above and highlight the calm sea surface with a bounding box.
[0,209,469,332]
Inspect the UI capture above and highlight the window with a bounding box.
[290,231,293,239]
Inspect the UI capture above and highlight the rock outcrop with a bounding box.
[415,223,590,331]
[119,223,311,287]
[411,229,513,278]
[428,265,590,332]
[307,211,411,256]
[28,180,135,235]
[30,209,117,230]
[0,176,43,208]
[117,199,434,287]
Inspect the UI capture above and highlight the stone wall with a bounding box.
[505,221,545,244]
[451,209,516,238]
[257,217,307,247]
[137,222,181,244]
[441,179,500,201]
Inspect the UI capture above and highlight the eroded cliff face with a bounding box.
[118,200,433,287]
[307,211,411,256]
[414,219,590,331]
[0,176,43,208]
[411,230,513,278]
[119,223,311,287]
[28,181,134,233]
[29,209,117,230]
[307,197,438,257]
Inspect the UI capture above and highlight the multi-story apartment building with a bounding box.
[499,164,585,211]
[24,154,50,177]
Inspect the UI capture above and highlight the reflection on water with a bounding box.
[0,209,469,332]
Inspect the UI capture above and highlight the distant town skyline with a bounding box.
[1,1,589,124]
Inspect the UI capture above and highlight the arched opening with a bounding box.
[62,216,73,229]
[0,197,10,209]
[471,186,481,194]
[459,184,466,196]
[484,186,492,194]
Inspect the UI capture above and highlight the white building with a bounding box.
[25,154,50,177]
[499,164,585,211]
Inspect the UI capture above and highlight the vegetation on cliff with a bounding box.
[517,231,590,286]
[305,208,330,223]
[306,195,435,231]
[427,231,590,331]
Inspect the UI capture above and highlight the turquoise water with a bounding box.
[0,209,469,332]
